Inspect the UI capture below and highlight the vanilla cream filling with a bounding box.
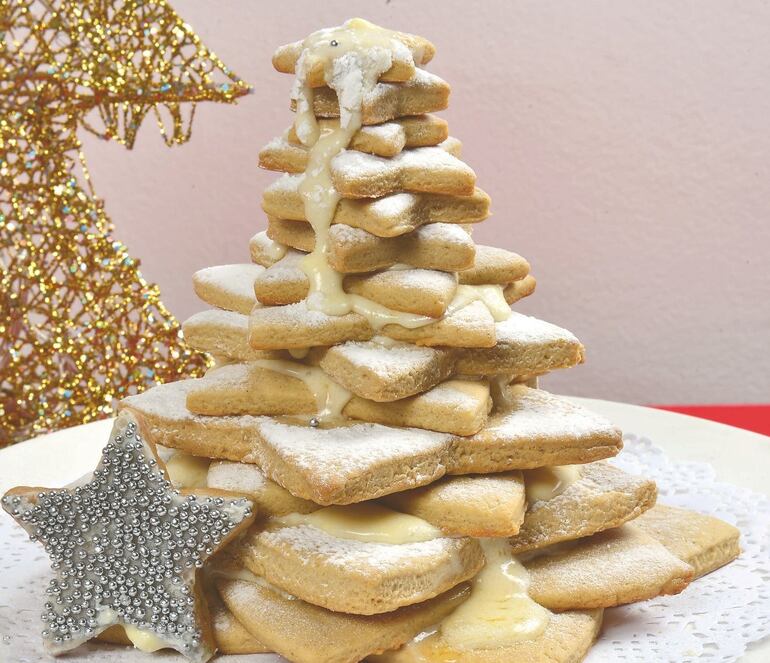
[489,374,515,407]
[440,539,549,649]
[252,358,352,420]
[122,625,167,653]
[208,565,262,584]
[446,284,511,322]
[374,539,549,658]
[96,609,168,653]
[164,451,211,489]
[524,465,581,503]
[276,503,442,544]
[295,19,395,319]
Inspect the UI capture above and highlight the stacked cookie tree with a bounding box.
[119,18,740,663]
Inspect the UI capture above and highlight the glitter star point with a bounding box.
[1,0,251,447]
[2,411,254,662]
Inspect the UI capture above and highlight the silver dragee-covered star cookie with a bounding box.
[1,410,255,662]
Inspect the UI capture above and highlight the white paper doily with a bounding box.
[1,433,769,663]
[588,434,770,662]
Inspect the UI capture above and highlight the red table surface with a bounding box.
[652,404,770,437]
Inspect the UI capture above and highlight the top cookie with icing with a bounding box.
[273,18,436,87]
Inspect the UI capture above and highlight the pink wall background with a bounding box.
[80,0,770,405]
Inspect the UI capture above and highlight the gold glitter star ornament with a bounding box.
[1,411,255,662]
[0,0,250,446]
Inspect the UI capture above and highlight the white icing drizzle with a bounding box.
[440,539,549,649]
[489,374,516,409]
[293,19,444,331]
[446,284,512,322]
[252,358,352,421]
[377,539,549,659]
[292,18,401,146]
[276,503,442,544]
[524,465,581,503]
[287,19,512,332]
[164,451,210,489]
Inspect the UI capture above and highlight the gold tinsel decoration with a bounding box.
[0,0,249,446]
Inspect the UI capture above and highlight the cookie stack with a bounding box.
[120,19,740,663]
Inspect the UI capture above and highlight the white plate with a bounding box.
[1,398,769,662]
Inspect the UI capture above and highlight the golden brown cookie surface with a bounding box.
[524,525,694,610]
[511,462,657,553]
[262,174,490,237]
[239,521,483,615]
[218,578,469,663]
[369,609,603,663]
[633,504,741,578]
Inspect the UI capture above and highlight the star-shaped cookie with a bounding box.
[1,410,255,662]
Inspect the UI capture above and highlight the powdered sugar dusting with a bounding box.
[208,460,268,495]
[250,230,289,267]
[360,121,404,143]
[256,418,450,475]
[484,387,618,441]
[415,380,487,411]
[330,49,392,129]
[262,133,290,151]
[332,338,446,379]
[416,222,473,245]
[326,221,472,252]
[290,67,447,107]
[193,264,263,301]
[196,363,250,389]
[251,300,362,330]
[367,192,418,216]
[267,172,302,193]
[495,312,580,345]
[327,222,370,245]
[260,248,307,279]
[417,472,524,503]
[377,267,456,291]
[362,68,447,106]
[183,309,249,333]
[331,146,474,179]
[121,379,265,428]
[260,523,455,570]
[439,136,462,156]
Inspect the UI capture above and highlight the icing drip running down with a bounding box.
[253,359,352,421]
[446,284,511,322]
[293,18,402,149]
[277,503,442,544]
[252,230,288,262]
[293,19,450,330]
[374,539,549,659]
[440,539,549,649]
[292,18,512,330]
[525,465,581,503]
[164,451,211,488]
